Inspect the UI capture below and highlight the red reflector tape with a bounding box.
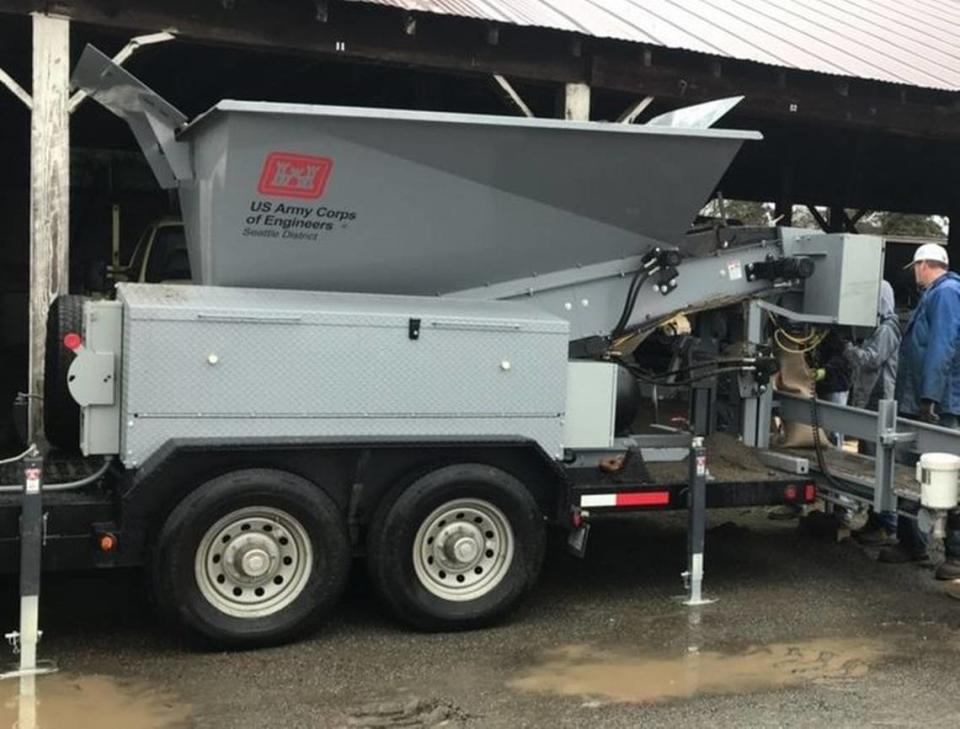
[617,491,670,507]
[580,491,670,508]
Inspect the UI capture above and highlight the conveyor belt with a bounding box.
[646,432,793,484]
[773,446,919,498]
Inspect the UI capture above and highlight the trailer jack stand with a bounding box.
[679,437,716,607]
[2,449,57,681]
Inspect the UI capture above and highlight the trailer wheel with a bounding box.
[367,464,545,631]
[154,469,350,647]
[43,294,85,451]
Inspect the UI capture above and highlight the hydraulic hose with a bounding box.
[612,270,650,337]
[808,396,847,492]
[0,445,36,466]
[0,454,113,492]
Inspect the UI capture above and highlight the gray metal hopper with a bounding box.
[73,45,761,295]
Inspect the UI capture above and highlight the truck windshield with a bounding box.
[126,226,152,276]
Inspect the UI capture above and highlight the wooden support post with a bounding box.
[28,14,70,442]
[564,82,590,121]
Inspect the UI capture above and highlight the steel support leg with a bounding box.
[692,386,712,436]
[682,437,716,606]
[19,454,42,673]
[874,399,899,515]
[3,451,56,681]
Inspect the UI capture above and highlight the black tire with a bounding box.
[43,294,85,451]
[153,469,351,648]
[367,463,546,631]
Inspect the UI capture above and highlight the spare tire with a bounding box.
[43,294,85,451]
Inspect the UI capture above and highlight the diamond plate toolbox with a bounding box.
[116,284,570,467]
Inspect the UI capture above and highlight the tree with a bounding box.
[698,199,947,238]
[789,206,824,229]
[699,199,772,226]
[860,212,946,237]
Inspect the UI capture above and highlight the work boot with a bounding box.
[852,524,895,547]
[945,581,960,602]
[934,558,960,581]
[877,545,928,564]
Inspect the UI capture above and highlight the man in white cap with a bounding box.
[878,243,960,580]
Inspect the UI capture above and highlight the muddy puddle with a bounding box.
[509,637,887,705]
[0,673,190,729]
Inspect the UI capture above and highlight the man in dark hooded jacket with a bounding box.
[879,244,960,580]
[848,281,900,417]
[845,281,900,544]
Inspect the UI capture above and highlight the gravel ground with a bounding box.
[2,508,960,728]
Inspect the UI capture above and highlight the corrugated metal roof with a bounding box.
[350,0,960,92]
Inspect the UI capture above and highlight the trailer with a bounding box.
[2,45,955,650]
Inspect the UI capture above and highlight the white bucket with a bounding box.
[917,452,960,509]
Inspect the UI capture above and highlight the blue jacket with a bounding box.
[896,271,960,416]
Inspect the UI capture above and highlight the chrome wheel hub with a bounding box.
[412,499,515,602]
[195,506,313,618]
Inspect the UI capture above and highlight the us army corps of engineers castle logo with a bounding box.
[257,152,334,199]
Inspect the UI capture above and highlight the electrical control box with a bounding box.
[564,361,618,450]
[784,232,884,327]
